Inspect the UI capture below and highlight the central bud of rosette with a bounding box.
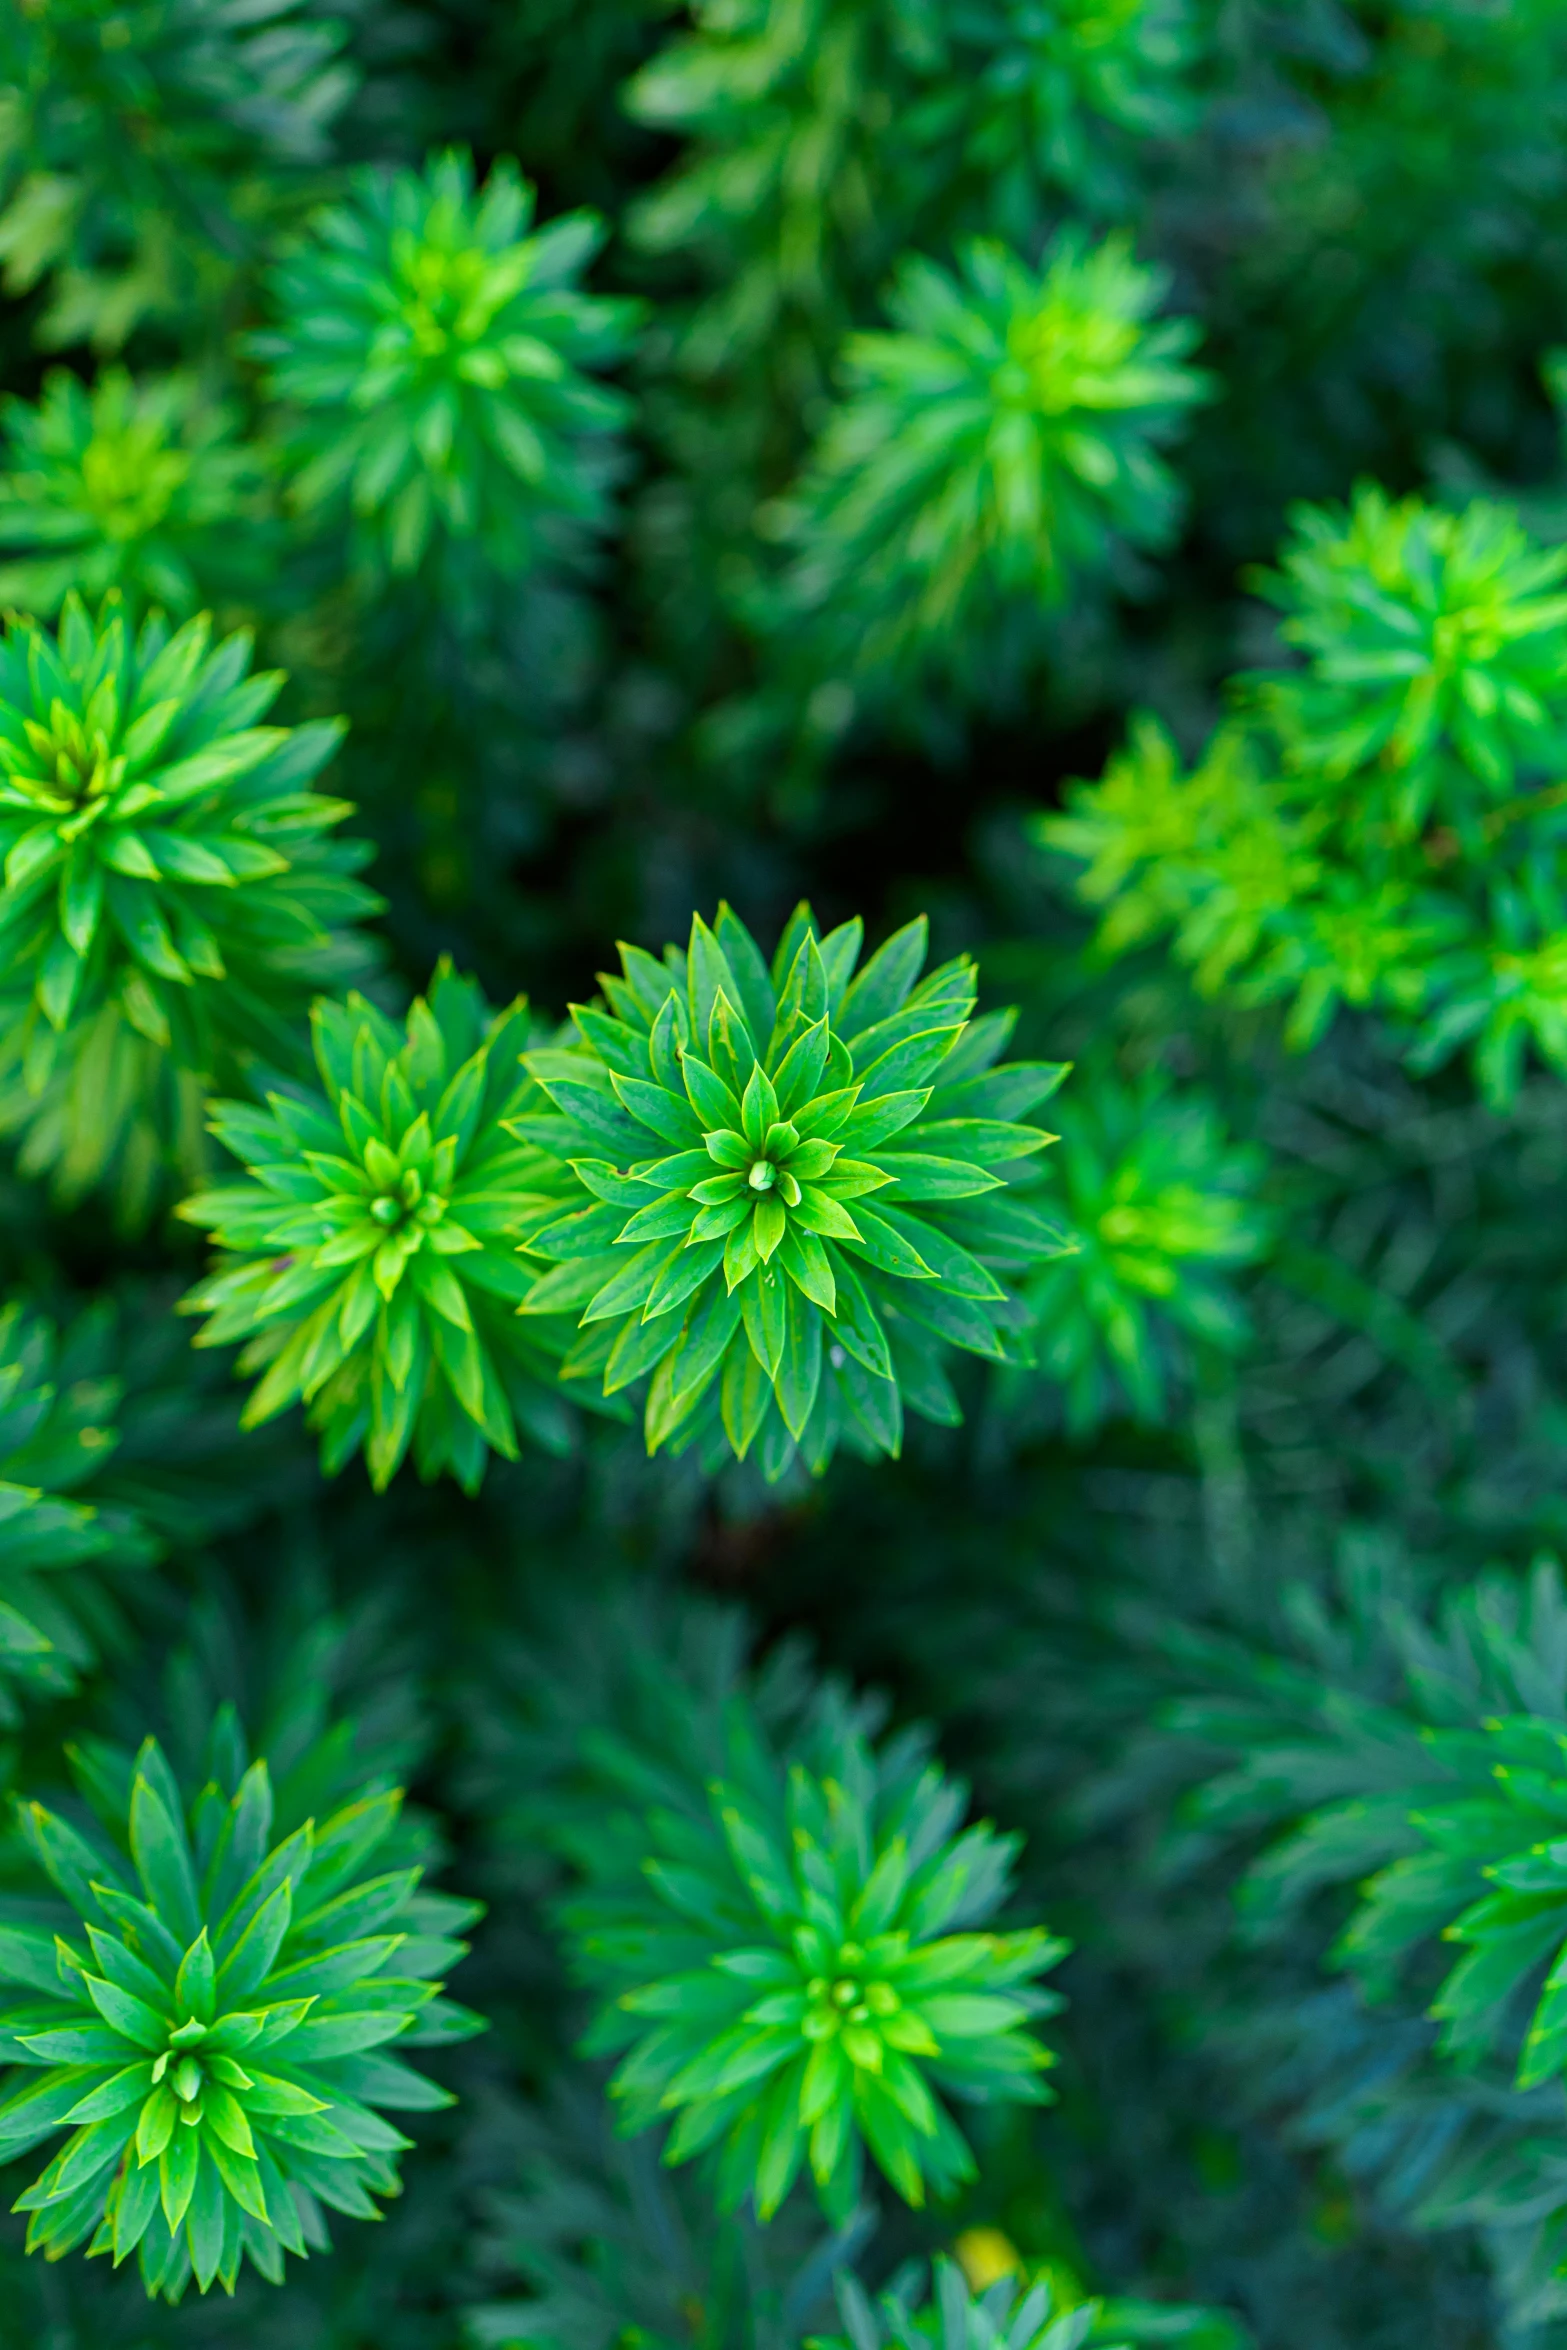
[785,1933,933,2073]
[360,1132,452,1272]
[688,1068,841,1271]
[370,1164,436,1230]
[21,707,123,815]
[150,2014,246,2127]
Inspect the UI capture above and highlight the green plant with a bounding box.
[1250,484,1567,827]
[563,1684,1065,2222]
[778,232,1209,697]
[623,0,1202,390]
[513,902,1069,1480]
[1017,1062,1271,1434]
[0,366,269,620]
[0,592,379,1219]
[1047,1547,1567,2332]
[257,148,639,583]
[179,963,580,1494]
[1173,1556,1567,2094]
[946,1,1202,225]
[1038,717,1316,1006]
[0,1296,155,1714]
[464,2072,852,2350]
[818,2255,1249,2350]
[1042,490,1567,1101]
[0,0,357,350]
[7,1,1567,2343]
[0,1711,480,2301]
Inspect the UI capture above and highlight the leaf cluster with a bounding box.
[1081,1546,1567,2329]
[817,2254,1245,2350]
[624,0,1204,398]
[556,1632,1065,2222]
[180,962,580,1493]
[0,593,379,1220]
[1044,487,1567,1102]
[257,149,639,584]
[1013,1060,1272,1436]
[0,0,358,350]
[0,1706,480,2302]
[0,367,271,623]
[0,1296,155,1716]
[777,232,1210,704]
[464,2072,857,2350]
[514,902,1069,1482]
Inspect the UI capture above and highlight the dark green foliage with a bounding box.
[1058,1546,1567,2333]
[622,0,1201,395]
[0,0,358,349]
[0,1296,153,1713]
[465,2073,858,2350]
[515,904,1069,1479]
[818,2255,1248,2350]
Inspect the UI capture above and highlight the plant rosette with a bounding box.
[0,592,378,1217]
[0,1732,480,2302]
[566,1717,1066,2223]
[511,903,1071,1480]
[179,962,589,1494]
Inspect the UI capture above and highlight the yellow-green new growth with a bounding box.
[1041,489,1567,1103]
[1018,1061,1272,1435]
[0,367,269,619]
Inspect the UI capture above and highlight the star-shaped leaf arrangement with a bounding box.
[512,902,1071,1480]
[0,1721,480,2302]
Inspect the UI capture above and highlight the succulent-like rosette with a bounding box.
[0,367,270,620]
[256,148,638,581]
[0,1724,480,2301]
[0,593,378,1217]
[1017,1063,1272,1435]
[565,1700,1064,2222]
[179,964,581,1493]
[779,231,1212,700]
[512,903,1070,1479]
